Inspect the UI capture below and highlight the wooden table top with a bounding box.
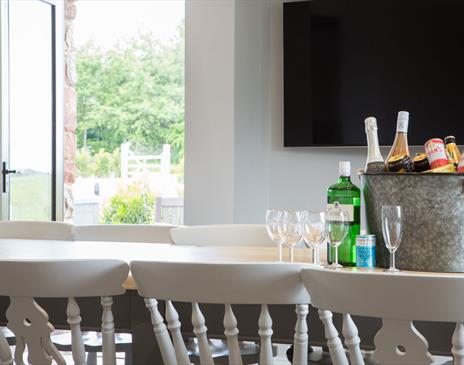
[0,239,313,289]
[0,239,462,290]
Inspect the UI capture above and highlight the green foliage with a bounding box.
[101,184,155,224]
[75,148,93,177]
[76,148,120,178]
[76,25,185,163]
[94,148,120,177]
[10,173,51,221]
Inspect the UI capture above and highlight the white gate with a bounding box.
[120,142,171,180]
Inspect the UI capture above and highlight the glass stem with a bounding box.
[278,243,283,262]
[390,250,395,270]
[290,246,294,263]
[313,246,318,264]
[334,246,339,266]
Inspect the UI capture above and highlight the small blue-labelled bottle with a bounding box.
[356,234,376,268]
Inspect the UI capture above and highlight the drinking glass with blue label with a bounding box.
[327,203,349,269]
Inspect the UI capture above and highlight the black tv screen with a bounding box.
[284,0,464,147]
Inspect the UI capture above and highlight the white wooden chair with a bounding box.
[0,220,75,354]
[0,259,129,365]
[300,266,464,365]
[74,223,177,243]
[170,224,277,363]
[71,223,176,364]
[0,220,74,240]
[131,261,311,365]
[170,224,274,247]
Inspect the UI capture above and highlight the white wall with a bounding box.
[184,0,236,224]
[184,0,391,225]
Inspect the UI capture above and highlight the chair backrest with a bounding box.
[131,260,310,365]
[170,224,274,247]
[0,259,128,298]
[155,197,184,225]
[0,221,74,240]
[300,267,464,365]
[74,223,176,243]
[0,259,129,365]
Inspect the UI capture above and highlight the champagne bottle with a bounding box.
[327,161,360,266]
[386,111,410,165]
[364,117,385,172]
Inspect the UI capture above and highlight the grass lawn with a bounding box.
[10,173,51,220]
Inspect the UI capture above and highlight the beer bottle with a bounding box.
[444,136,461,166]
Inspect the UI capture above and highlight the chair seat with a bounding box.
[304,347,451,365]
[3,326,132,351]
[52,331,132,351]
[186,338,278,365]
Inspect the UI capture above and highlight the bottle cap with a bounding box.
[397,111,409,133]
[387,154,413,172]
[444,135,456,144]
[364,117,378,133]
[412,153,430,172]
[339,161,351,177]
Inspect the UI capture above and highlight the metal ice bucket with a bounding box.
[362,173,464,272]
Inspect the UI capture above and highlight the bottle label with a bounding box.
[425,138,449,169]
[356,244,376,268]
[326,203,354,222]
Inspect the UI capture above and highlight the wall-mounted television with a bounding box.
[284,0,464,147]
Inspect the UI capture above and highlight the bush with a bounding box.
[76,148,120,178]
[101,184,155,224]
[93,148,120,177]
[75,148,93,177]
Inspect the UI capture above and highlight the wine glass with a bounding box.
[326,204,349,269]
[277,210,304,262]
[382,205,403,272]
[266,209,285,262]
[302,211,327,265]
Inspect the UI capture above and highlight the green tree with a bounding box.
[76,25,184,163]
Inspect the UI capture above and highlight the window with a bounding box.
[69,0,185,225]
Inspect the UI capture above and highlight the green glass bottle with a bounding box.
[327,161,360,266]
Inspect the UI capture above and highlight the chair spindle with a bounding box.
[258,304,274,365]
[192,302,214,365]
[293,304,309,365]
[66,297,86,365]
[342,314,364,365]
[101,296,116,365]
[318,309,348,365]
[145,298,177,365]
[223,304,242,365]
[453,322,464,365]
[166,300,190,365]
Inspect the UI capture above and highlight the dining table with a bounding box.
[0,238,457,364]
